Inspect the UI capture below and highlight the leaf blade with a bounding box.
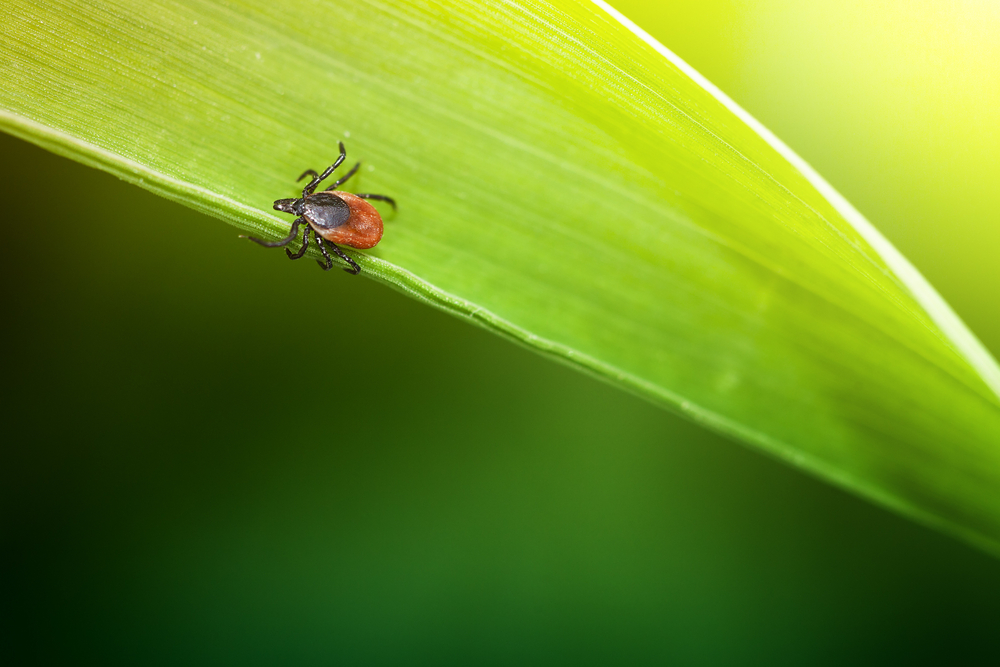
[3,0,1000,553]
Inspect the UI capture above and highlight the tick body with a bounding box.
[244,142,396,274]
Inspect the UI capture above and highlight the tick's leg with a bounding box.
[296,168,321,197]
[296,168,319,185]
[330,242,361,275]
[355,193,397,211]
[242,217,302,247]
[300,141,347,196]
[326,162,360,191]
[315,237,334,271]
[285,226,310,260]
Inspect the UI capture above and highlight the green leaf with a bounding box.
[3,0,999,553]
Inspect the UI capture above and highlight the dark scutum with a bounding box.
[303,192,351,229]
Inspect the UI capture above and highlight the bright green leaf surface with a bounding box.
[2,0,999,553]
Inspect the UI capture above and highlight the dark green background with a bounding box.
[4,2,1000,664]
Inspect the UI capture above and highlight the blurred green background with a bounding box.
[3,1,999,664]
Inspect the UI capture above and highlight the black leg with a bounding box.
[242,217,302,247]
[325,162,360,191]
[297,169,321,197]
[330,243,361,275]
[298,141,346,196]
[355,193,397,210]
[315,237,334,271]
[286,226,310,260]
[296,169,319,183]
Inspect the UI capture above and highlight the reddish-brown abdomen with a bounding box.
[312,191,383,249]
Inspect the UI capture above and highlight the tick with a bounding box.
[243,142,396,274]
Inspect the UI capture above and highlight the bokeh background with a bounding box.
[4,1,999,664]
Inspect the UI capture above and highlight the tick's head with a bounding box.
[273,198,302,215]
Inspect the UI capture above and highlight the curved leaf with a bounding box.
[2,0,999,553]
